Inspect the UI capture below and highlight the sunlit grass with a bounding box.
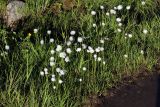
[0,0,160,106]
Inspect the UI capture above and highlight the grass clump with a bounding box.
[0,0,160,106]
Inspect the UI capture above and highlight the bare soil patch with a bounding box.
[105,73,159,107]
[83,69,160,107]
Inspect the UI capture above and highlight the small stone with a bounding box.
[6,0,25,29]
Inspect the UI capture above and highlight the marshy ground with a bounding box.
[82,65,160,107]
[93,73,159,107]
[0,0,160,107]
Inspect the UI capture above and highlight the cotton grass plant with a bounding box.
[0,0,160,106]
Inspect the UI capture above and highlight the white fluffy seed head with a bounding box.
[126,5,131,10]
[88,46,94,53]
[117,5,123,10]
[117,28,122,32]
[102,22,105,26]
[88,46,93,50]
[116,18,121,22]
[77,37,83,43]
[65,57,70,62]
[5,45,10,50]
[143,29,148,34]
[91,11,96,15]
[110,9,116,14]
[40,40,44,45]
[56,68,61,73]
[47,30,51,35]
[66,48,72,54]
[59,80,63,84]
[106,12,110,16]
[82,67,87,71]
[53,86,56,89]
[69,36,74,41]
[50,38,54,43]
[33,29,38,33]
[94,54,97,58]
[70,30,76,35]
[79,78,82,82]
[50,49,55,54]
[56,45,62,52]
[76,48,82,52]
[97,57,102,61]
[51,77,56,82]
[44,68,48,72]
[141,1,146,5]
[100,47,104,51]
[95,48,100,53]
[44,71,48,75]
[50,57,54,61]
[104,37,110,40]
[114,7,117,10]
[40,71,44,76]
[59,70,65,76]
[100,5,104,10]
[82,44,87,49]
[100,39,104,44]
[141,50,144,54]
[118,23,122,27]
[128,34,132,38]
[50,61,55,66]
[93,23,96,27]
[103,61,106,65]
[66,41,72,46]
[52,74,55,78]
[59,52,66,58]
[124,54,128,58]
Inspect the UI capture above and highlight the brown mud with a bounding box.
[105,73,159,107]
[83,60,160,107]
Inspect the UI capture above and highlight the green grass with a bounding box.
[0,0,6,18]
[0,0,160,106]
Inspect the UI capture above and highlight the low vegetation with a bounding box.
[0,0,160,106]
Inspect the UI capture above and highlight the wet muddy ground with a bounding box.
[83,71,160,107]
[105,73,159,107]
